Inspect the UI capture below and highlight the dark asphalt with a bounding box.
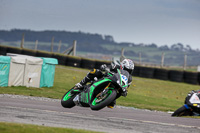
[0,95,200,133]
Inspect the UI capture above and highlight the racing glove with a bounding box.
[100,64,107,71]
[121,91,128,97]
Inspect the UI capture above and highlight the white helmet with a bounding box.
[120,59,134,74]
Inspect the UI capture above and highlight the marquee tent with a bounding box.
[24,57,43,88]
[8,56,26,86]
[40,58,58,87]
[0,56,11,87]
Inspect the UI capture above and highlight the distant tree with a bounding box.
[159,45,169,50]
[148,43,157,48]
[171,43,184,51]
[185,45,192,51]
[104,35,114,42]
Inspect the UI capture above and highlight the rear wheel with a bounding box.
[171,105,192,117]
[61,87,77,108]
[90,89,117,111]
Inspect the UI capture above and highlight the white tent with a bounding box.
[24,57,43,88]
[9,57,26,86]
[8,56,43,88]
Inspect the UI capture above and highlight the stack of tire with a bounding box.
[0,45,8,55]
[169,70,184,82]
[7,46,22,55]
[52,53,68,65]
[132,66,140,76]
[154,68,169,80]
[36,50,53,58]
[139,66,155,78]
[65,56,81,68]
[95,60,110,69]
[80,58,96,69]
[21,48,37,56]
[183,71,199,85]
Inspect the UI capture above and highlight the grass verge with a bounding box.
[0,122,101,133]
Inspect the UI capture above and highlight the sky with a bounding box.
[0,0,200,49]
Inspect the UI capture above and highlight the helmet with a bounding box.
[120,59,134,74]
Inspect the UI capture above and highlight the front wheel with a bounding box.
[90,89,117,111]
[171,105,192,117]
[61,87,77,108]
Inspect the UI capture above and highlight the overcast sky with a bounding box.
[0,0,200,49]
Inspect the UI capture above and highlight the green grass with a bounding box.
[1,65,200,112]
[0,122,101,133]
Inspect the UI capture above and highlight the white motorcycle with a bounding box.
[172,90,200,116]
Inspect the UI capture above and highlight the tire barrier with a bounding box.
[7,46,22,54]
[169,70,184,82]
[184,71,199,85]
[154,68,169,80]
[21,49,37,56]
[80,58,96,69]
[52,54,68,65]
[139,67,155,78]
[66,56,81,67]
[95,60,111,69]
[1,45,200,85]
[132,66,140,76]
[36,51,53,58]
[198,73,200,85]
[0,45,7,55]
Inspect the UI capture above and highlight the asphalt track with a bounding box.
[0,94,200,133]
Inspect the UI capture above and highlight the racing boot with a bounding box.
[71,75,91,94]
[107,100,116,109]
[73,94,81,106]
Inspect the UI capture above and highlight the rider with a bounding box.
[74,58,134,108]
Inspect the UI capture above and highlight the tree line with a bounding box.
[0,29,200,66]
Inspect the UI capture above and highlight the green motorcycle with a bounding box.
[61,69,129,110]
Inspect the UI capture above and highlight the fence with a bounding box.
[1,45,200,85]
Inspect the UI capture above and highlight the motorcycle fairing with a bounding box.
[89,78,112,100]
[189,93,200,104]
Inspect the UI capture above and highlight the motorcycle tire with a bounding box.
[90,89,117,111]
[171,105,192,117]
[61,88,77,108]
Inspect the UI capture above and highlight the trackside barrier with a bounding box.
[132,66,140,76]
[139,67,155,78]
[52,54,68,65]
[81,58,96,69]
[95,60,110,69]
[22,49,37,56]
[169,70,184,82]
[154,68,169,80]
[0,45,200,85]
[0,45,8,55]
[36,51,53,58]
[7,46,22,54]
[66,56,81,67]
[183,71,199,85]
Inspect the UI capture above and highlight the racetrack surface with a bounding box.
[0,94,200,133]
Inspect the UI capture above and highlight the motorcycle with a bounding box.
[61,69,129,110]
[171,90,200,116]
